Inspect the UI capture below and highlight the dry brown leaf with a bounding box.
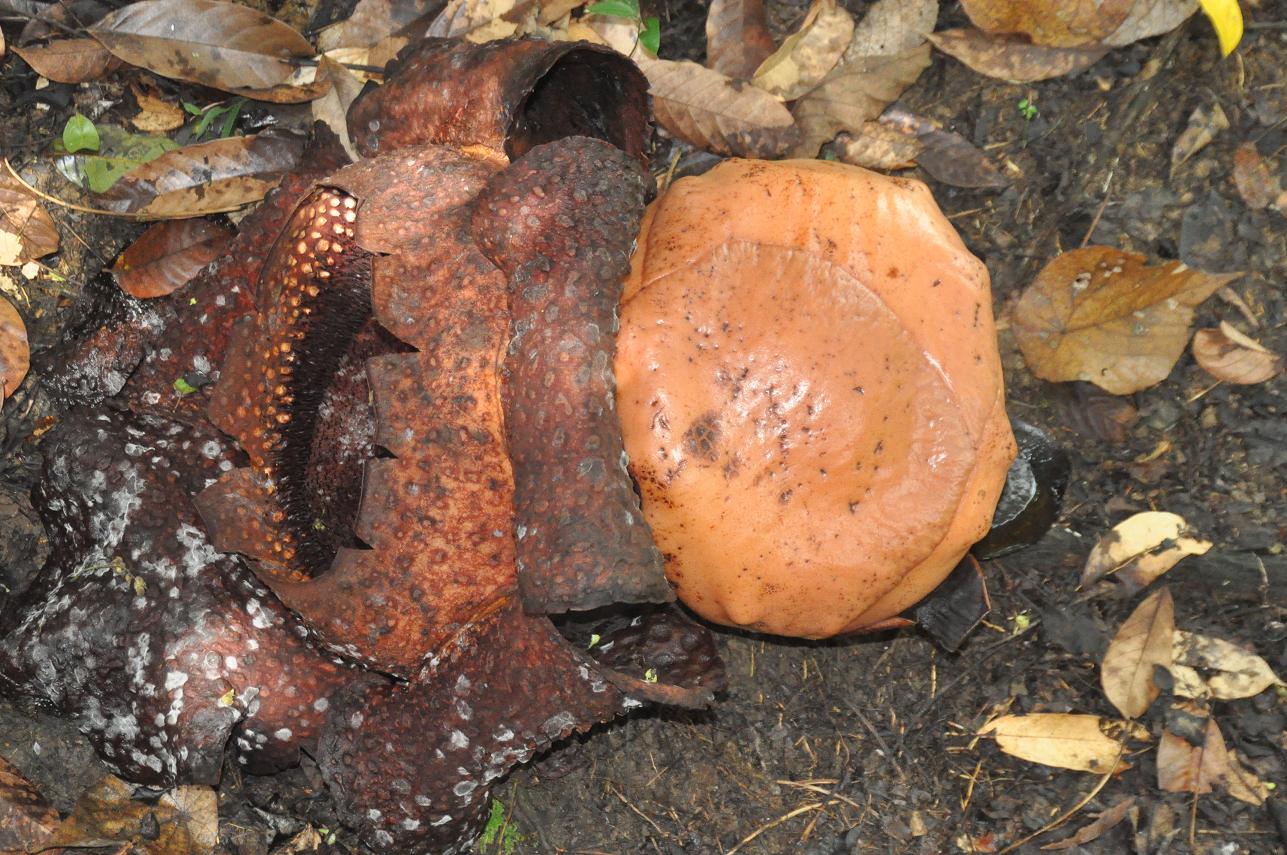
[880,110,1009,188]
[0,756,59,855]
[1171,103,1228,173]
[1192,322,1284,384]
[0,295,28,403]
[0,168,59,266]
[847,0,937,58]
[428,0,518,41]
[929,28,1108,82]
[1101,587,1174,719]
[92,133,304,218]
[1103,0,1199,46]
[752,0,854,100]
[1172,631,1284,701]
[44,776,219,854]
[224,61,334,105]
[638,57,799,158]
[834,123,922,169]
[333,0,445,48]
[112,219,233,299]
[1231,143,1281,210]
[979,713,1141,773]
[791,43,929,157]
[1012,246,1242,394]
[960,0,1133,47]
[311,56,366,158]
[575,15,645,58]
[13,37,118,84]
[271,826,324,854]
[89,0,315,93]
[1081,511,1211,589]
[1157,708,1267,804]
[130,80,185,133]
[1040,796,1136,851]
[706,0,776,79]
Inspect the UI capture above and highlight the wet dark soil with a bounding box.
[1,1,1284,854]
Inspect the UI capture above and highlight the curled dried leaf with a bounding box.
[833,122,922,169]
[113,219,234,299]
[1231,142,1281,210]
[961,0,1133,47]
[1171,103,1228,173]
[638,57,799,157]
[752,0,854,100]
[791,43,929,157]
[1192,322,1284,384]
[1013,247,1242,394]
[1101,587,1174,719]
[1081,511,1211,589]
[0,175,59,266]
[0,296,27,402]
[1040,796,1136,850]
[705,0,776,79]
[1158,708,1267,804]
[1172,630,1284,700]
[929,28,1108,82]
[979,713,1142,772]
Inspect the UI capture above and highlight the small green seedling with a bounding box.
[173,376,199,396]
[63,114,100,153]
[587,632,601,649]
[184,97,247,140]
[1017,97,1038,121]
[643,667,658,683]
[479,799,522,855]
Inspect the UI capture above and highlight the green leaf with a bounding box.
[173,376,198,395]
[640,16,660,55]
[587,0,639,19]
[63,114,100,153]
[54,126,179,193]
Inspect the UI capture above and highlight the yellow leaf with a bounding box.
[1199,0,1242,57]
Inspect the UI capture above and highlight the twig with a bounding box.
[844,700,908,782]
[997,742,1124,853]
[605,782,666,838]
[724,802,824,855]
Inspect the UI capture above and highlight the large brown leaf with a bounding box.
[1101,587,1174,719]
[1157,706,1267,804]
[112,218,233,298]
[13,37,118,83]
[929,28,1108,82]
[791,43,929,157]
[1103,0,1199,46]
[705,0,776,79]
[0,296,28,403]
[1012,246,1242,394]
[834,123,922,169]
[961,0,1133,47]
[637,57,798,157]
[880,108,1011,188]
[847,0,937,58]
[89,0,314,93]
[43,776,218,855]
[752,0,854,100]
[333,0,446,48]
[979,713,1141,773]
[0,756,58,855]
[92,132,304,217]
[0,167,59,264]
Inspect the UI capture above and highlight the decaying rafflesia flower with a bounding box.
[2,38,721,854]
[616,160,1018,638]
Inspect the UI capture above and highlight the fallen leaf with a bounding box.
[1040,796,1136,850]
[1101,586,1174,719]
[428,0,518,41]
[1198,0,1242,57]
[1171,103,1228,173]
[0,296,28,402]
[130,80,185,133]
[1158,707,1265,804]
[960,0,1133,47]
[92,132,304,217]
[573,14,645,59]
[0,756,59,854]
[834,123,922,169]
[333,0,445,47]
[224,60,334,105]
[791,43,930,157]
[13,37,118,83]
[1053,381,1139,444]
[44,776,219,854]
[113,219,233,298]
[89,0,315,93]
[881,109,1010,189]
[1081,511,1211,589]
[752,0,854,100]
[1012,246,1242,394]
[1192,322,1284,385]
[846,0,937,58]
[55,125,181,194]
[929,28,1108,82]
[1231,143,1281,210]
[1172,630,1284,700]
[0,168,59,265]
[311,56,366,159]
[705,0,776,79]
[979,713,1140,773]
[638,57,799,158]
[1103,0,1199,47]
